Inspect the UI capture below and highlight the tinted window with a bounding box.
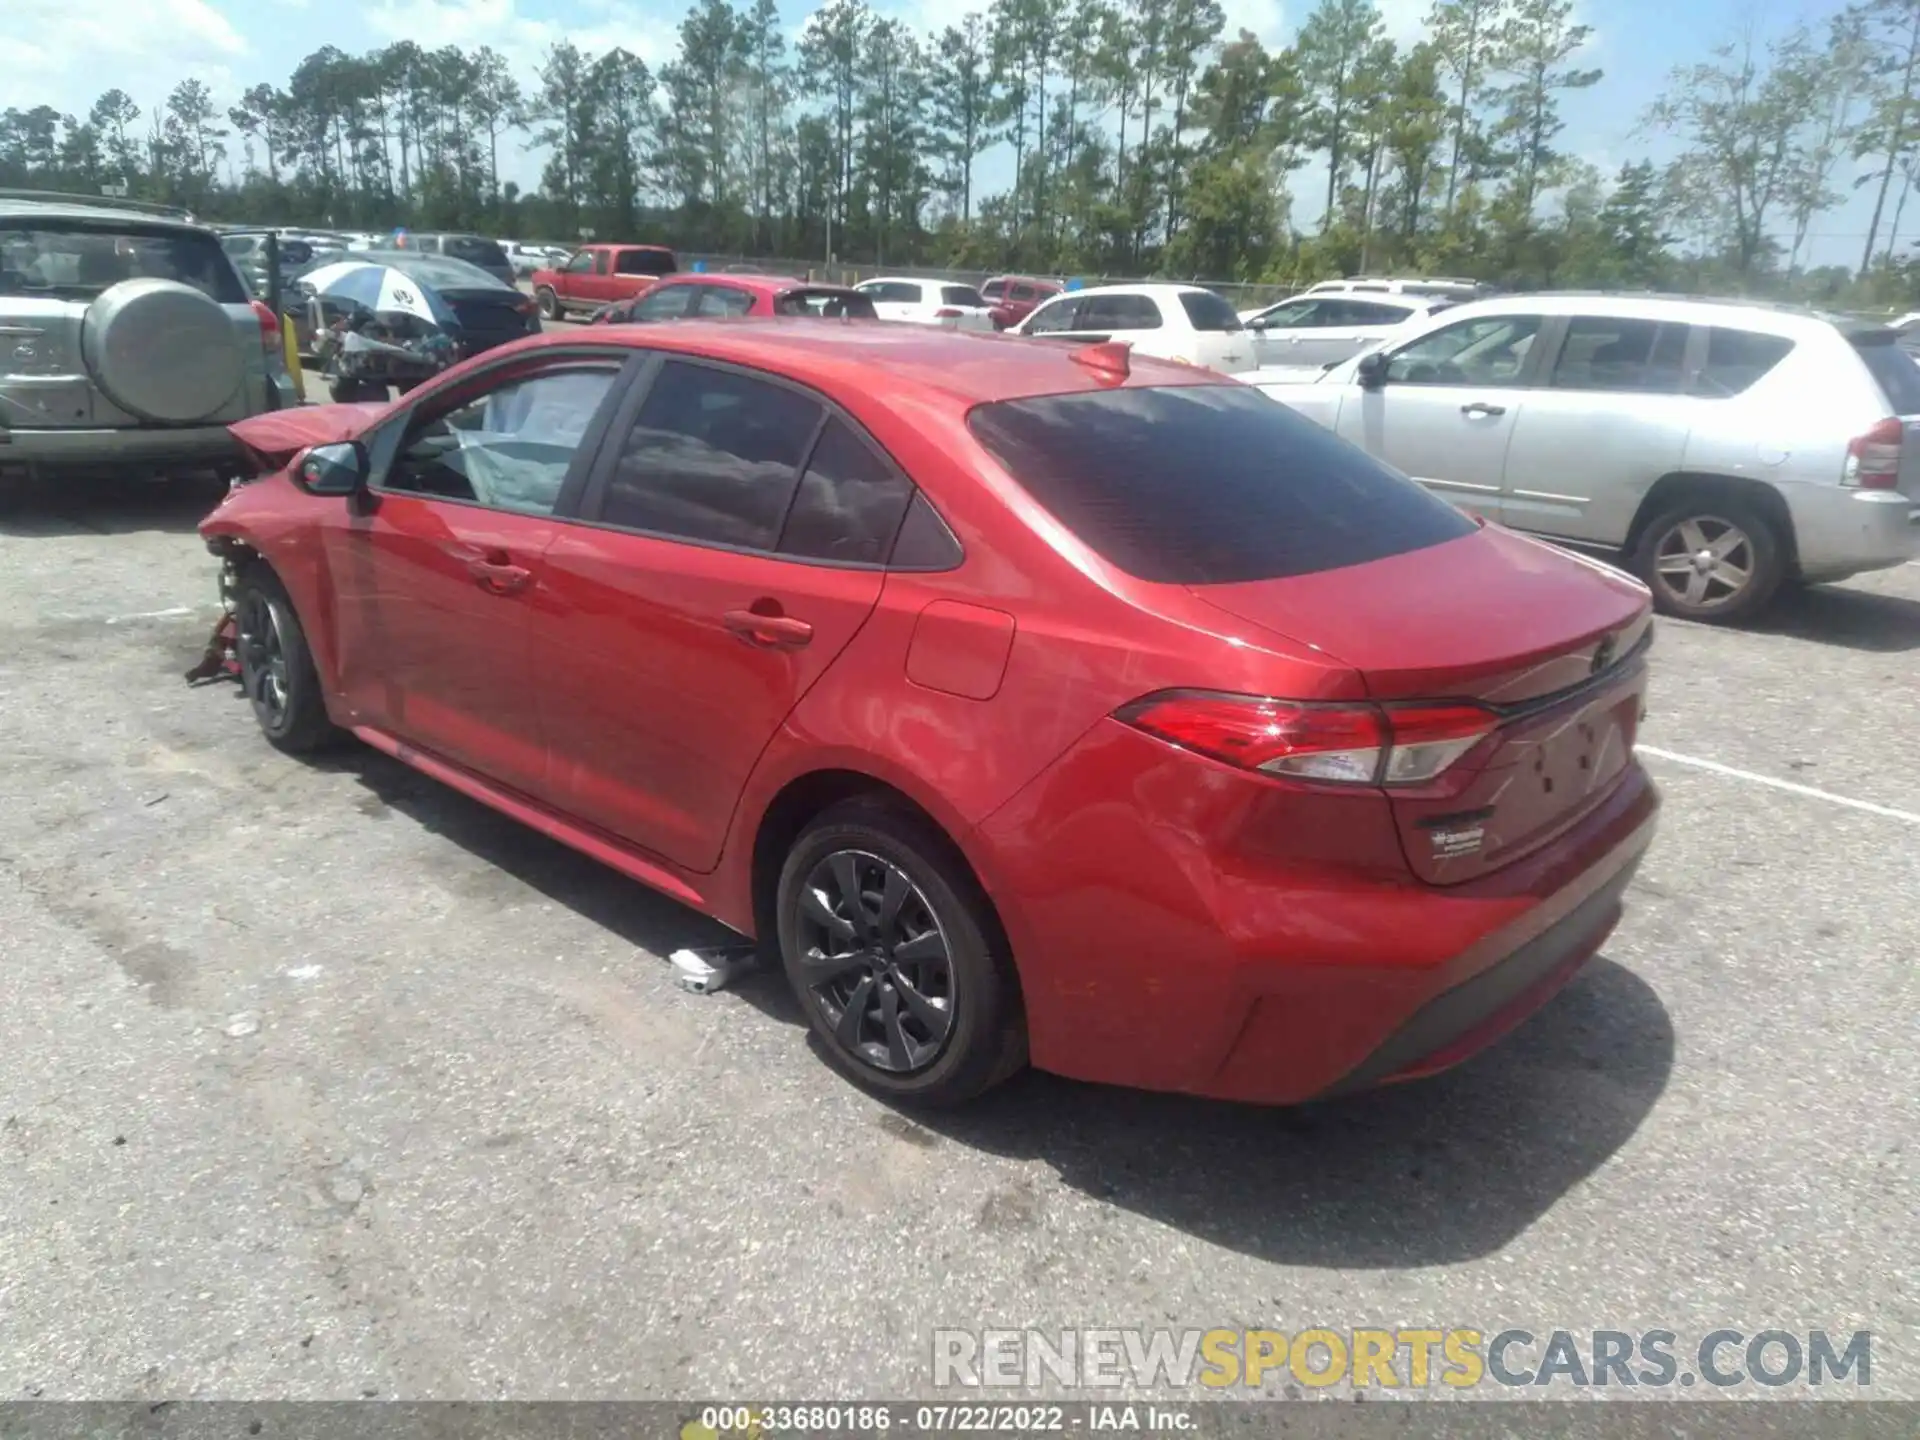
[1694,328,1795,398]
[1257,299,1324,329]
[383,365,619,514]
[1550,317,1688,393]
[774,288,877,319]
[891,491,965,569]
[1178,291,1243,332]
[1023,296,1081,333]
[616,249,677,277]
[629,285,697,321]
[862,280,923,304]
[444,236,509,270]
[694,285,756,317]
[1072,294,1156,332]
[981,278,1006,301]
[1010,283,1034,301]
[1,225,245,303]
[600,361,822,549]
[1332,299,1416,326]
[1386,313,1540,385]
[969,385,1476,585]
[1853,335,1920,413]
[778,418,915,565]
[942,285,987,308]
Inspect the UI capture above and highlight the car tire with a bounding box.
[536,286,561,321]
[776,798,1025,1106]
[233,568,341,755]
[1631,499,1786,624]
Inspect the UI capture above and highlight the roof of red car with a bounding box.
[651,273,844,295]
[536,319,1223,406]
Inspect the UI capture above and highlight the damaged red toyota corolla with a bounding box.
[199,322,1658,1106]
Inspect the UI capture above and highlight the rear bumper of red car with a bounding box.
[975,724,1659,1105]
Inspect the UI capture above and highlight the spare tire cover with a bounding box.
[81,278,244,423]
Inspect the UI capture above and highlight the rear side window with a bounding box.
[1178,291,1242,331]
[778,418,915,566]
[968,385,1476,585]
[1081,294,1162,331]
[1695,328,1794,398]
[615,249,677,277]
[599,360,822,550]
[1550,317,1688,393]
[446,236,509,269]
[1024,296,1081,333]
[1853,336,1920,414]
[693,286,756,317]
[774,288,876,319]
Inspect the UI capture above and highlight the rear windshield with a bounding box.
[1178,291,1242,331]
[443,236,510,269]
[363,252,512,291]
[968,385,1477,585]
[1854,334,1920,414]
[943,285,987,308]
[617,249,678,277]
[0,224,244,303]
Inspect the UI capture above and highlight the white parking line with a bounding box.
[103,607,197,624]
[1639,745,1920,825]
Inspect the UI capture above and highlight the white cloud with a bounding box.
[2,0,247,120]
[364,0,673,77]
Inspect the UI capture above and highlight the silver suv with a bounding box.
[1,192,299,481]
[1261,293,1920,621]
[1244,292,1453,373]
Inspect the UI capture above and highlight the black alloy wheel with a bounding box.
[776,799,1025,1105]
[794,849,956,1073]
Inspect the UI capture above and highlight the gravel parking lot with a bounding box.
[1,458,1915,1402]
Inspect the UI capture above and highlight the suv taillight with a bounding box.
[1116,691,1497,787]
[1844,417,1903,489]
[249,300,282,354]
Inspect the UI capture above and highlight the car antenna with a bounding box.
[1071,339,1131,383]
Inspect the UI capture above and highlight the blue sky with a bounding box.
[6,0,1883,268]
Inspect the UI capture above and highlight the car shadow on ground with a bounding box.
[327,740,1673,1270]
[897,956,1672,1268]
[0,474,228,539]
[1745,580,1920,653]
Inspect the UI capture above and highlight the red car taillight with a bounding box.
[513,294,538,315]
[934,307,964,319]
[1116,691,1497,786]
[1844,417,1904,489]
[249,299,282,355]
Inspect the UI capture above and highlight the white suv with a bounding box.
[1014,284,1255,374]
[1260,293,1920,621]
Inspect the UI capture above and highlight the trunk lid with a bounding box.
[1191,525,1654,884]
[229,402,386,474]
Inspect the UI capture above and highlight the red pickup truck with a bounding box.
[531,244,679,320]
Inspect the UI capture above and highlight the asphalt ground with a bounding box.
[0,435,1916,1404]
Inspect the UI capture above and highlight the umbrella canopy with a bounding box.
[300,261,460,330]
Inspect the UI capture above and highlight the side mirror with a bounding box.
[296,441,368,496]
[1356,351,1390,389]
[1248,317,1269,332]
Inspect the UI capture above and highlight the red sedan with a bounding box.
[588,272,877,325]
[205,323,1658,1107]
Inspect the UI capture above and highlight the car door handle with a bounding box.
[465,555,532,595]
[1460,402,1507,417]
[723,609,814,649]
